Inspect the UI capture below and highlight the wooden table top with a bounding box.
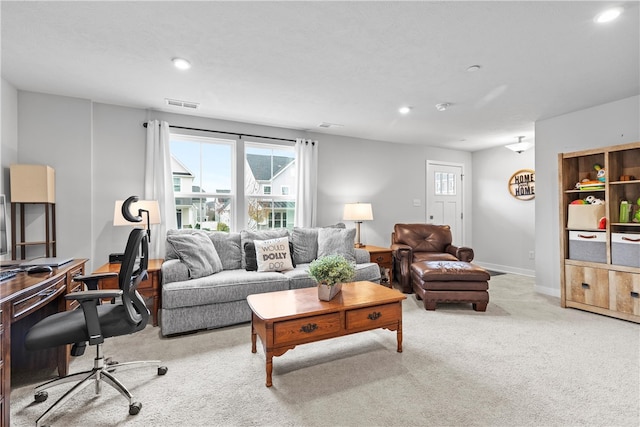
[247,281,406,321]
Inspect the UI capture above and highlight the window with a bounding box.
[245,142,296,231]
[170,134,234,231]
[435,172,456,195]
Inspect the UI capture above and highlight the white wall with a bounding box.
[535,95,640,297]
[472,145,535,275]
[311,133,472,247]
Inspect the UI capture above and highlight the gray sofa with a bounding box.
[160,226,381,336]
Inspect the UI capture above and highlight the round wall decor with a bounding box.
[508,169,535,200]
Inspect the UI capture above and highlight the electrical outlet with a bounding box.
[529,251,535,260]
[413,199,421,207]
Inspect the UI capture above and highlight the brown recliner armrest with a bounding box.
[392,244,413,293]
[445,245,474,262]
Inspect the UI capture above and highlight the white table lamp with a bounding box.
[343,203,373,248]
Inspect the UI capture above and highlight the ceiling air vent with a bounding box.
[165,98,200,110]
[318,122,343,128]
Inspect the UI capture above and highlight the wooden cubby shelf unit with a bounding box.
[559,142,640,324]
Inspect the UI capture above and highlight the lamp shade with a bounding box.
[10,164,55,203]
[343,203,373,221]
[114,199,161,226]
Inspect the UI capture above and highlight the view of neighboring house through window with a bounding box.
[170,133,296,232]
[170,134,234,231]
[245,142,296,231]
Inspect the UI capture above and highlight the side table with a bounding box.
[93,259,163,326]
[362,245,394,287]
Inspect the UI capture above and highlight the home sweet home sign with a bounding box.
[508,169,535,200]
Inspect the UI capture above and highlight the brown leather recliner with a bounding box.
[391,224,474,293]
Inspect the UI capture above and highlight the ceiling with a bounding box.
[2,1,638,152]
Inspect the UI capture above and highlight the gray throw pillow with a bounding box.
[210,231,242,270]
[317,227,356,263]
[291,223,347,264]
[166,231,223,279]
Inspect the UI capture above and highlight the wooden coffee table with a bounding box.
[247,281,407,387]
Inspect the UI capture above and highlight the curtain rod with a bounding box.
[143,122,296,143]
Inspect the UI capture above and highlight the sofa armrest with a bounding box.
[161,259,190,284]
[354,248,370,264]
[446,245,474,262]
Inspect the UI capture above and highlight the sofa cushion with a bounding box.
[166,230,223,279]
[317,227,356,263]
[291,223,346,264]
[254,236,295,272]
[240,229,289,268]
[245,241,296,271]
[210,231,242,271]
[162,269,290,308]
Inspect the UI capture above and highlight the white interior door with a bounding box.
[426,161,464,244]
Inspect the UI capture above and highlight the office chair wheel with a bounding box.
[129,402,142,415]
[34,391,48,403]
[158,366,168,375]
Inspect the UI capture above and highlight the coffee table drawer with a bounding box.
[274,313,341,345]
[346,303,401,331]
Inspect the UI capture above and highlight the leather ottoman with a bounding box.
[410,261,490,311]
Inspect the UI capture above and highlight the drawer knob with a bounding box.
[299,323,318,333]
[367,311,382,321]
[581,283,590,289]
[376,256,384,262]
[631,291,639,299]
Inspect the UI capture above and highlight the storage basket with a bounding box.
[611,233,640,268]
[567,204,605,230]
[568,231,606,263]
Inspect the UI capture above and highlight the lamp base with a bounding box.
[354,243,365,248]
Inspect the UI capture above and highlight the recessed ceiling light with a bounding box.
[466,65,481,72]
[435,103,451,112]
[172,57,191,70]
[399,106,412,114]
[594,7,622,23]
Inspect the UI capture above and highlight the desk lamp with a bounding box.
[343,202,373,248]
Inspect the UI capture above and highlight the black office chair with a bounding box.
[25,227,168,427]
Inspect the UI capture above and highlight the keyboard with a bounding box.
[0,269,19,282]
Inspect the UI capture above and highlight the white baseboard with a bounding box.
[474,261,535,277]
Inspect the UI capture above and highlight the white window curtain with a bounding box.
[145,120,177,258]
[294,138,318,227]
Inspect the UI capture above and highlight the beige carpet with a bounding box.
[9,274,640,426]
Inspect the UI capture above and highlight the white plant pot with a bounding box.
[317,282,342,301]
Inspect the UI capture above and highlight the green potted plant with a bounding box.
[308,254,356,301]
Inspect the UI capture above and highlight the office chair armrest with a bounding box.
[65,289,123,346]
[65,289,123,301]
[73,272,118,291]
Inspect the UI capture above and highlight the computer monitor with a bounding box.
[0,195,7,256]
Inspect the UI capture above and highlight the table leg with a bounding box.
[397,320,403,353]
[251,323,257,353]
[266,353,273,387]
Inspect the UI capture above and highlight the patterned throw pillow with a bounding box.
[254,236,294,272]
[245,241,296,271]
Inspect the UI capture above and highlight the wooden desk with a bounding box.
[0,259,87,427]
[93,259,163,326]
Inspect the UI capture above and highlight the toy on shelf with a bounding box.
[634,198,640,223]
[571,196,603,205]
[594,164,606,182]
